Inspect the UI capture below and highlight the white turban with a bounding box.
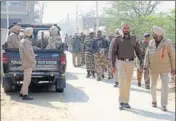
[24,27,33,37]
[115,28,123,36]
[121,22,130,29]
[152,26,165,36]
[49,26,59,36]
[10,25,21,33]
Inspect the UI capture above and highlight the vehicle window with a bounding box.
[37,30,50,40]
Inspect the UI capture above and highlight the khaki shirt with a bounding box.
[19,37,36,69]
[7,33,20,49]
[144,38,175,73]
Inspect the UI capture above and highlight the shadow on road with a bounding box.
[127,108,175,121]
[6,83,89,109]
[66,72,85,81]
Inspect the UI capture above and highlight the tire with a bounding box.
[56,88,64,93]
[2,77,13,93]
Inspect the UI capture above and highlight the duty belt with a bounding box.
[118,58,134,62]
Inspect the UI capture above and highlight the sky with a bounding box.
[42,1,175,24]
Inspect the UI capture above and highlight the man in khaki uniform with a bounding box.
[46,26,62,49]
[112,23,142,110]
[19,27,36,100]
[144,26,175,111]
[7,25,21,48]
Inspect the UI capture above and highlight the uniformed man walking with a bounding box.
[71,34,82,67]
[92,30,109,81]
[144,26,175,111]
[19,28,36,100]
[112,23,142,110]
[80,32,86,66]
[84,32,96,78]
[136,33,151,89]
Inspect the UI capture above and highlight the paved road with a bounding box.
[1,51,175,121]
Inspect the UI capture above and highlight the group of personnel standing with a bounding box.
[66,22,175,112]
[5,24,63,100]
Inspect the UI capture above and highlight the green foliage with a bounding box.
[104,1,175,42]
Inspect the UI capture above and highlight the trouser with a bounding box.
[137,68,150,86]
[72,53,81,66]
[94,54,108,78]
[150,72,169,107]
[81,52,85,65]
[114,60,119,83]
[118,60,134,103]
[20,68,32,95]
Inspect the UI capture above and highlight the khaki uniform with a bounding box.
[144,38,175,107]
[7,33,20,48]
[72,53,81,66]
[19,37,36,95]
[112,35,142,103]
[136,40,150,87]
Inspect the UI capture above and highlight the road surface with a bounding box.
[1,51,175,121]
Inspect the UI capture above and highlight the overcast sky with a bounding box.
[42,1,175,24]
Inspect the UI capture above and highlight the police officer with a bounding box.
[144,26,175,111]
[6,25,21,49]
[92,30,109,81]
[112,23,142,110]
[19,27,36,100]
[84,32,96,78]
[46,26,62,49]
[136,33,151,89]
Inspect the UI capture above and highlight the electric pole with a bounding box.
[96,1,99,33]
[76,1,79,34]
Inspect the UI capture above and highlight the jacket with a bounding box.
[144,38,175,73]
[71,37,82,53]
[19,37,36,69]
[7,33,20,49]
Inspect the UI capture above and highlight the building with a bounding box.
[1,1,40,28]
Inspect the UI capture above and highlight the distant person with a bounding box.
[71,34,82,67]
[136,33,151,89]
[84,32,96,78]
[144,26,175,111]
[19,27,36,100]
[80,32,86,65]
[6,25,21,49]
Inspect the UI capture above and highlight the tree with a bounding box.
[104,1,161,38]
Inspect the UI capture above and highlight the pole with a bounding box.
[76,2,79,34]
[6,1,9,29]
[96,1,99,33]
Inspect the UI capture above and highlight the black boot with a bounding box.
[86,70,91,78]
[114,82,119,87]
[101,74,105,79]
[22,95,33,100]
[138,82,141,87]
[91,71,95,78]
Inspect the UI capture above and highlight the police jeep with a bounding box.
[2,24,67,93]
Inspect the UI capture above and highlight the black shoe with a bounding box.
[114,82,119,87]
[161,106,167,112]
[152,102,157,108]
[119,102,124,110]
[22,95,33,100]
[138,82,141,87]
[108,74,112,79]
[145,85,150,89]
[92,73,95,78]
[97,77,101,81]
[124,103,131,109]
[101,74,105,79]
[19,93,23,97]
[86,71,91,78]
